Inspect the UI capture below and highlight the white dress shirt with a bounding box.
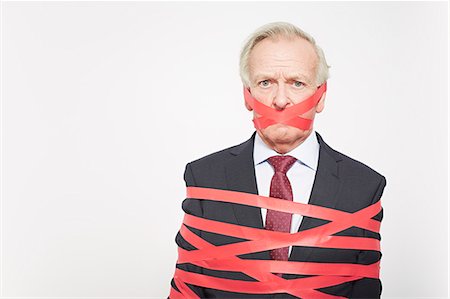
[253,131,320,256]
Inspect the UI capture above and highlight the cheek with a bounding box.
[259,97,273,106]
[302,108,317,118]
[251,90,272,106]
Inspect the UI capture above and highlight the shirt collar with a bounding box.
[253,130,320,171]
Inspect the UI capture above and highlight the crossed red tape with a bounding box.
[243,83,327,130]
[170,187,381,299]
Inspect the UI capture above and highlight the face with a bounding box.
[246,36,326,154]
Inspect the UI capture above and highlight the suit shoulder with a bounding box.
[183,138,252,187]
[319,136,385,184]
[335,149,385,183]
[186,137,250,170]
[317,132,385,182]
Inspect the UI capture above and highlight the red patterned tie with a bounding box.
[265,155,297,266]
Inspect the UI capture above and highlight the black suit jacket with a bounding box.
[171,131,386,299]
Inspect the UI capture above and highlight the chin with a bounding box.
[261,125,305,144]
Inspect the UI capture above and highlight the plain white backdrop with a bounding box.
[1,1,448,298]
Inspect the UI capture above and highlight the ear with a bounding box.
[315,91,326,113]
[245,100,253,111]
[244,87,253,111]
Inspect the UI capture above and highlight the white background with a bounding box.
[1,1,448,298]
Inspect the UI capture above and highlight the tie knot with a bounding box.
[267,155,297,174]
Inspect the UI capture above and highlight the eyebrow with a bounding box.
[253,73,311,83]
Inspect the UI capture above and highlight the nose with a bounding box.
[272,83,289,110]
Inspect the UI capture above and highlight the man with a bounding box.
[170,22,386,298]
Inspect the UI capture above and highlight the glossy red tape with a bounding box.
[244,82,327,130]
[170,187,381,299]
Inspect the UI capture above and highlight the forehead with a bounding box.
[248,36,318,82]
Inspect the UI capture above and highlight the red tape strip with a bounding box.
[170,187,381,298]
[244,83,327,130]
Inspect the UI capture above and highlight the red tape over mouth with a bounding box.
[244,82,327,130]
[170,187,381,299]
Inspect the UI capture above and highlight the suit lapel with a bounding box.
[224,132,270,260]
[224,132,262,228]
[288,132,342,263]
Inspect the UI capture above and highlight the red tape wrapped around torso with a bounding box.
[170,187,381,299]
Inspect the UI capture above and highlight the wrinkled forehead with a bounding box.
[248,36,318,83]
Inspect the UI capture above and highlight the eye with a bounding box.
[293,81,304,88]
[258,80,271,88]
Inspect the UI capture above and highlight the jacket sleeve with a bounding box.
[349,176,386,298]
[169,163,206,298]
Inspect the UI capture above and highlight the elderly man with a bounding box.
[169,22,386,299]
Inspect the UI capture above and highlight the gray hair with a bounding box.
[239,22,330,87]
